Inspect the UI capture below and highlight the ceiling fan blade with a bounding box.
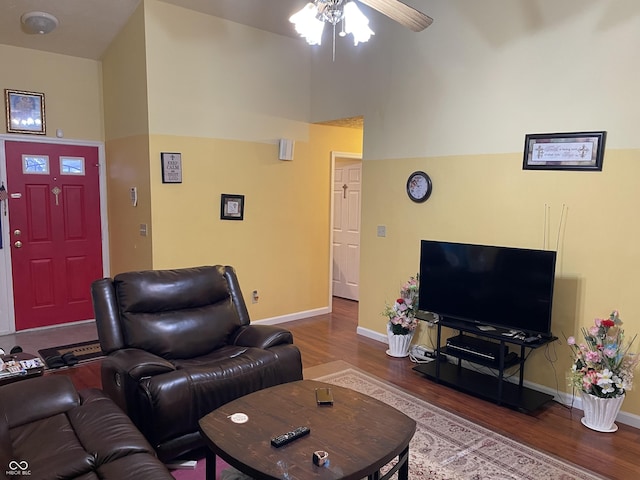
[358,0,433,32]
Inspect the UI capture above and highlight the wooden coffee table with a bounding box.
[199,379,416,480]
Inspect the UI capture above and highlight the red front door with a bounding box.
[5,141,103,331]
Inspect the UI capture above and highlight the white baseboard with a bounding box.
[253,306,330,325]
[357,326,386,342]
[357,326,640,429]
[524,378,640,429]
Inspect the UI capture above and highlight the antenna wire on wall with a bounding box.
[556,204,566,251]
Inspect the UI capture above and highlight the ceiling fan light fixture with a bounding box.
[289,3,325,45]
[289,1,373,47]
[343,2,374,45]
[21,11,59,35]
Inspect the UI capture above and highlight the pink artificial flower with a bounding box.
[603,347,617,358]
[589,326,600,336]
[585,369,598,384]
[585,350,601,363]
[567,336,576,346]
[594,318,602,327]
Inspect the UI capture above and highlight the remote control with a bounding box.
[270,426,310,448]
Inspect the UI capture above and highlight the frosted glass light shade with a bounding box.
[21,11,59,35]
[289,3,325,45]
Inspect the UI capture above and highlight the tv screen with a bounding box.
[418,240,556,337]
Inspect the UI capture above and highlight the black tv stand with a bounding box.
[412,317,557,413]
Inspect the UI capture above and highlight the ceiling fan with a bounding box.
[356,0,433,32]
[290,0,433,52]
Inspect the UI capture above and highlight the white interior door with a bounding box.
[332,157,362,300]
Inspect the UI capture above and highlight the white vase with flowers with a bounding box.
[568,310,639,432]
[382,275,419,357]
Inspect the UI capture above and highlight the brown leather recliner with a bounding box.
[0,375,174,480]
[91,265,303,462]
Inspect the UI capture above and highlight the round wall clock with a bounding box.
[406,171,432,203]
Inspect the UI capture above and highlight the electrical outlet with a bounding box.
[252,290,259,304]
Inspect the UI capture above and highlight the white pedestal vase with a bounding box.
[580,392,625,432]
[386,325,414,358]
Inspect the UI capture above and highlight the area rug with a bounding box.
[173,362,604,480]
[38,339,103,369]
[313,363,604,480]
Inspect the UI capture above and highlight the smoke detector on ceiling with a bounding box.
[21,11,59,35]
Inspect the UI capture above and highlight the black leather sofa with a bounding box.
[91,265,303,462]
[0,375,173,480]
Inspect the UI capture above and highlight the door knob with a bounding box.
[14,240,22,248]
[13,229,21,236]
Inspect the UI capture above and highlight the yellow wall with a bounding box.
[149,123,362,319]
[0,44,103,141]
[129,0,364,320]
[102,4,149,141]
[100,0,361,298]
[144,0,310,141]
[361,149,640,413]
[104,135,153,274]
[101,3,153,273]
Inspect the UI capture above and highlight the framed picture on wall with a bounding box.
[5,89,46,135]
[161,152,182,183]
[523,131,606,171]
[220,194,244,221]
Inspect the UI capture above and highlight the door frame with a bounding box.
[0,134,109,334]
[329,151,362,311]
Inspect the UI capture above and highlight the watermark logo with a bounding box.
[6,460,31,476]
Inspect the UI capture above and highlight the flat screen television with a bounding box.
[418,240,556,337]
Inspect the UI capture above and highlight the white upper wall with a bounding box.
[309,0,640,159]
[144,0,313,143]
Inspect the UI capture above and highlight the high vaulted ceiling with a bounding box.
[0,0,378,129]
[0,0,372,60]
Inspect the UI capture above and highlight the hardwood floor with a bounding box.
[52,297,639,479]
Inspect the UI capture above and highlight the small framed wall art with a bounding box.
[5,89,46,135]
[161,152,182,183]
[523,131,606,171]
[220,194,244,221]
